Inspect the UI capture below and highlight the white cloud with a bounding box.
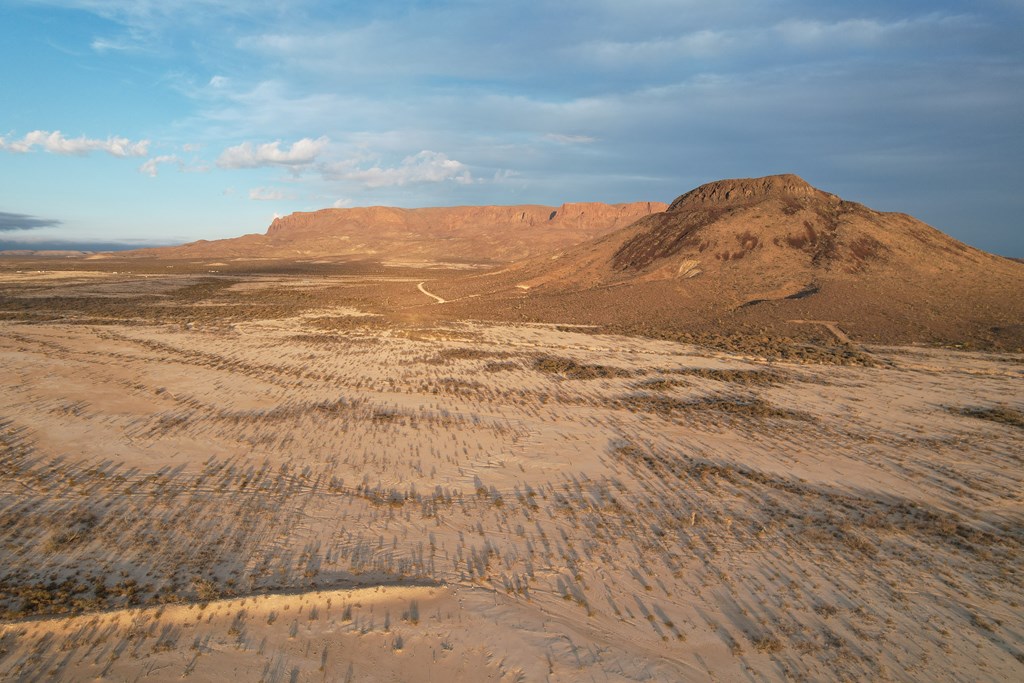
[1,130,150,157]
[326,150,473,188]
[139,154,181,177]
[332,198,353,208]
[217,136,329,169]
[492,169,521,183]
[249,187,294,201]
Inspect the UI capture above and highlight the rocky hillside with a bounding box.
[442,175,1024,348]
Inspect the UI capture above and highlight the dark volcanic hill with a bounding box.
[441,174,1024,348]
[129,202,666,264]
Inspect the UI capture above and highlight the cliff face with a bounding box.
[137,201,667,262]
[264,202,666,240]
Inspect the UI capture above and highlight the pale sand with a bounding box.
[0,277,1021,681]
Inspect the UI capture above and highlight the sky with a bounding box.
[1,1,1022,255]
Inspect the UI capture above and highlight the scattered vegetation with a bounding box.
[670,367,786,386]
[532,354,633,379]
[950,405,1024,429]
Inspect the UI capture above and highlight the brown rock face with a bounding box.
[135,201,667,263]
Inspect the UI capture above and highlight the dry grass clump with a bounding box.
[633,377,685,391]
[951,405,1024,429]
[604,325,876,366]
[306,315,389,331]
[288,333,347,346]
[42,509,98,553]
[751,633,784,654]
[533,354,633,379]
[425,347,513,364]
[0,572,151,619]
[483,360,520,372]
[671,367,786,386]
[618,393,814,421]
[169,278,238,303]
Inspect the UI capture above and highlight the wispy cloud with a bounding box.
[323,151,472,188]
[90,35,141,52]
[571,12,983,67]
[248,187,294,201]
[139,154,181,177]
[544,133,597,144]
[217,137,329,169]
[1,130,150,157]
[773,13,979,48]
[0,212,63,231]
[575,29,734,63]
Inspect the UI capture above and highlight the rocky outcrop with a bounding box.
[667,174,837,212]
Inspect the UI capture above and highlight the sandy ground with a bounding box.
[0,271,1021,681]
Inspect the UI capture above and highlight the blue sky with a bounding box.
[1,1,1022,255]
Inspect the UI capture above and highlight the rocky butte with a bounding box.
[440,174,1024,349]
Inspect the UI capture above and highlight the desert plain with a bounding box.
[0,257,1021,682]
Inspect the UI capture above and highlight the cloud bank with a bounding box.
[0,212,63,231]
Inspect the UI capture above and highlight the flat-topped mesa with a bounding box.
[265,202,667,238]
[266,206,412,236]
[668,174,838,212]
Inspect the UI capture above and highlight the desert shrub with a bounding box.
[533,354,633,379]
[192,577,220,602]
[951,405,1024,429]
[634,377,684,391]
[426,348,512,364]
[671,367,785,386]
[751,634,784,654]
[483,360,520,372]
[618,393,814,421]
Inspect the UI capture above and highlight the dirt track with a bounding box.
[417,281,446,303]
